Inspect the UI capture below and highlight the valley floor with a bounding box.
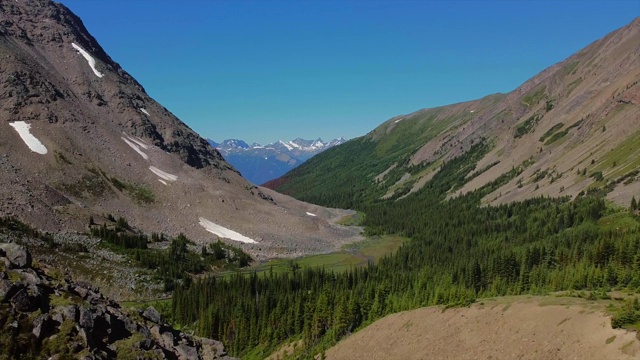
[325,295,640,360]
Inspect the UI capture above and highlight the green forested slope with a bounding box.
[269,99,491,208]
[173,144,640,358]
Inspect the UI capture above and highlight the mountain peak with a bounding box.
[213,136,347,184]
[0,0,360,263]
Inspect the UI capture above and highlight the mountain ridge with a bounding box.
[208,137,346,184]
[265,17,640,209]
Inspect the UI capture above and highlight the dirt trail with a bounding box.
[326,296,640,360]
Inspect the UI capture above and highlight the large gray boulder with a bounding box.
[175,343,200,360]
[0,243,32,269]
[142,306,163,324]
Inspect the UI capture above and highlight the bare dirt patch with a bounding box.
[326,296,640,360]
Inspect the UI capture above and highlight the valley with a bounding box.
[0,1,639,360]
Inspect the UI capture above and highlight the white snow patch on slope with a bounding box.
[9,121,48,154]
[306,212,317,217]
[149,166,177,182]
[123,133,149,149]
[71,43,104,78]
[198,217,258,243]
[122,137,149,160]
[140,108,150,116]
[394,118,404,124]
[158,179,168,186]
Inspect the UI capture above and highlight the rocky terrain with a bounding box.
[0,241,235,359]
[208,138,346,185]
[0,0,363,260]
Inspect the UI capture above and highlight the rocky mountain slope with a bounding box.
[266,17,640,208]
[0,0,362,260]
[0,242,235,359]
[208,138,346,184]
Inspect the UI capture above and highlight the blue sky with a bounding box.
[60,1,638,145]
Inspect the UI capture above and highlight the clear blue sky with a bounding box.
[59,0,638,145]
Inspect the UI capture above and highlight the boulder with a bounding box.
[0,279,18,301]
[120,314,137,333]
[74,285,89,299]
[10,288,37,311]
[161,330,175,348]
[0,243,31,268]
[62,304,78,322]
[143,306,163,324]
[18,269,40,286]
[52,311,64,324]
[32,313,53,339]
[79,307,94,329]
[175,344,199,360]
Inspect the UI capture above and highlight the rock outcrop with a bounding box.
[0,241,235,360]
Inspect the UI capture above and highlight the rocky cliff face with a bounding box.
[0,0,230,170]
[0,242,234,360]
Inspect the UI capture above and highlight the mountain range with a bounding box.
[207,137,346,184]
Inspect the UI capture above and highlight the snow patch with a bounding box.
[9,121,48,154]
[288,141,300,149]
[278,140,293,151]
[123,134,149,150]
[149,166,177,182]
[198,217,258,243]
[71,43,104,78]
[306,212,317,217]
[140,108,150,116]
[158,179,168,186]
[394,118,404,124]
[121,137,148,160]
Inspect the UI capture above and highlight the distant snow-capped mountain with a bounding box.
[208,137,346,184]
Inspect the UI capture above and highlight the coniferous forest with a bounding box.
[171,143,640,358]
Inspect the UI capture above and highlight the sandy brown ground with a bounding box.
[326,296,640,360]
